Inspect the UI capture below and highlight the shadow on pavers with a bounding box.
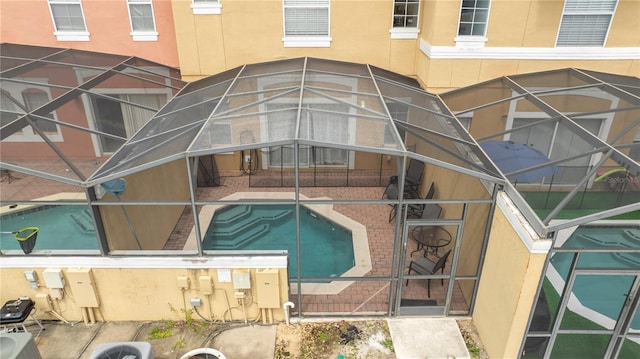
[33,321,277,359]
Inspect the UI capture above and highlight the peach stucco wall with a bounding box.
[0,0,179,67]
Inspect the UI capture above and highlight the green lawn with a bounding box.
[522,190,639,220]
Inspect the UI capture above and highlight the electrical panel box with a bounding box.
[23,270,37,282]
[177,276,190,289]
[199,276,213,295]
[66,268,100,307]
[232,269,251,289]
[24,270,38,289]
[42,268,65,289]
[255,268,280,309]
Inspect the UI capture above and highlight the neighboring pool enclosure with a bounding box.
[1,44,639,358]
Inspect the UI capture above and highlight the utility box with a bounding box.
[232,270,251,289]
[66,268,100,307]
[199,276,213,295]
[42,268,65,289]
[255,268,280,309]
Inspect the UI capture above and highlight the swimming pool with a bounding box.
[548,226,640,330]
[0,205,99,252]
[203,204,355,279]
[189,192,372,295]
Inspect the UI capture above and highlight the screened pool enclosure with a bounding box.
[1,43,639,346]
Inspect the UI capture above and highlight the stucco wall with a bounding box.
[171,0,417,80]
[0,0,179,67]
[0,259,289,323]
[100,159,190,250]
[473,193,549,358]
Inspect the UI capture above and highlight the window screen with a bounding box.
[557,0,617,46]
[128,0,156,32]
[49,0,86,32]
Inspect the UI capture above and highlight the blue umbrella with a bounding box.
[480,140,561,183]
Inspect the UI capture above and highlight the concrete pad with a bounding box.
[387,318,470,359]
[211,324,276,359]
[36,322,102,359]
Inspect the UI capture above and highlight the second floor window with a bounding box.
[48,0,87,32]
[191,0,222,15]
[127,0,158,41]
[392,0,419,28]
[557,0,618,46]
[458,0,490,36]
[282,0,330,47]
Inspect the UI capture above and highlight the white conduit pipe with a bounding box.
[283,301,295,325]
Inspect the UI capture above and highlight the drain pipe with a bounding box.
[283,301,295,325]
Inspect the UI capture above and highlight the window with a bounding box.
[390,0,420,39]
[509,117,603,184]
[1,93,21,128]
[267,104,349,167]
[1,88,63,142]
[23,91,58,133]
[48,0,89,41]
[127,0,158,41]
[393,0,419,28]
[92,94,166,153]
[282,0,331,47]
[458,0,490,36]
[557,0,618,47]
[191,0,222,15]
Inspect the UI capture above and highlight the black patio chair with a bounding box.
[388,160,425,198]
[405,249,452,297]
[383,172,431,223]
[405,182,436,220]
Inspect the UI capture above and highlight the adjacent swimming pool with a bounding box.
[0,205,99,252]
[548,225,640,330]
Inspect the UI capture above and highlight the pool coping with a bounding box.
[0,193,87,216]
[186,192,372,295]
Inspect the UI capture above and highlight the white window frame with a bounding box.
[191,0,222,15]
[390,0,420,39]
[556,0,618,47]
[2,81,63,143]
[455,0,490,48]
[47,0,90,41]
[282,0,332,48]
[127,0,159,41]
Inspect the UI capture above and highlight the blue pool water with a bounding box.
[549,227,640,329]
[0,205,99,251]
[203,204,355,279]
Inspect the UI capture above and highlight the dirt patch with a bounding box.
[136,320,214,359]
[274,320,395,359]
[457,319,489,359]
